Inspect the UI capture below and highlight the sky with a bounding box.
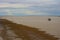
[0,0,60,16]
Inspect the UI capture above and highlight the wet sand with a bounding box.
[1,19,58,40]
[2,16,60,39]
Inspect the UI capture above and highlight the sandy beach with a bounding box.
[1,16,60,39]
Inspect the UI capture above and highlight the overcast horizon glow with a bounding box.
[0,0,60,16]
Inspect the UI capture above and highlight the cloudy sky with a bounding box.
[0,0,60,16]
